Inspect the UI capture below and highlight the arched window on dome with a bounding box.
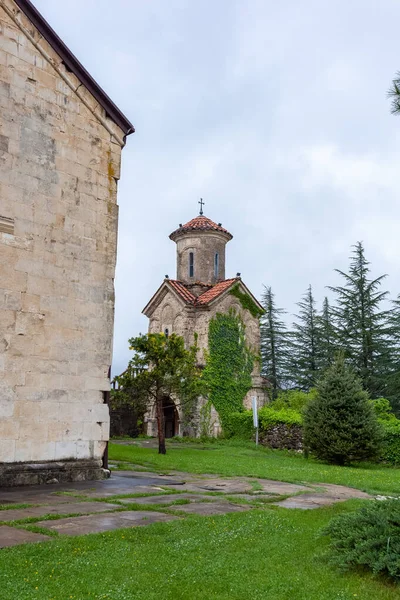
[214,252,219,278]
[189,252,194,278]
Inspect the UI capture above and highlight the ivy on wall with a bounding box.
[229,284,264,318]
[203,310,254,430]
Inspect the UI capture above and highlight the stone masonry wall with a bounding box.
[0,0,125,464]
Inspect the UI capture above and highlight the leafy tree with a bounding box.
[291,285,321,390]
[111,365,149,437]
[203,310,254,431]
[126,333,202,454]
[388,71,400,114]
[303,355,383,465]
[260,286,292,398]
[328,242,391,397]
[318,297,336,371]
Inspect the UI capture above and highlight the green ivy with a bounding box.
[229,284,264,318]
[203,310,254,431]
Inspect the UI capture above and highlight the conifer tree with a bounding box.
[290,285,321,391]
[260,286,291,398]
[318,296,336,372]
[303,355,383,465]
[328,242,391,397]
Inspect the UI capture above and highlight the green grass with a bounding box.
[0,502,398,599]
[109,440,400,495]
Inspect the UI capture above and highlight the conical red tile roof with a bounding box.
[169,216,232,241]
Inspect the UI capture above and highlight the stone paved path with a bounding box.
[0,469,371,548]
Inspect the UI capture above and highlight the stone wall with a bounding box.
[0,0,125,469]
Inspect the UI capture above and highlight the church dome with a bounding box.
[169,216,233,241]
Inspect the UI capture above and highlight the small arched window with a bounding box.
[189,252,194,278]
[214,253,219,278]
[164,328,169,338]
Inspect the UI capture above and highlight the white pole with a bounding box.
[252,396,258,446]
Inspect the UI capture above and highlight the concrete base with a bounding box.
[0,459,110,487]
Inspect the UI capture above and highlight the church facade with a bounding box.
[142,212,267,437]
[0,0,133,484]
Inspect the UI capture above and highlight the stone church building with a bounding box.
[0,0,133,484]
[142,211,267,437]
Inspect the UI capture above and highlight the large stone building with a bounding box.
[142,211,267,437]
[0,0,134,485]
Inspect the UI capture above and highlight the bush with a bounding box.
[223,406,302,443]
[380,420,400,465]
[324,499,400,580]
[303,356,383,465]
[271,389,317,413]
[223,411,254,439]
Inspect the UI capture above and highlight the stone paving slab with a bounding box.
[0,526,50,548]
[273,486,372,510]
[0,502,120,522]
[119,494,214,505]
[174,502,250,516]
[35,511,179,535]
[163,478,255,494]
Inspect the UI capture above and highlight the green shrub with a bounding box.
[380,420,400,465]
[223,411,253,439]
[372,397,398,423]
[258,406,302,429]
[271,389,317,413]
[224,406,302,440]
[303,356,383,465]
[324,499,400,581]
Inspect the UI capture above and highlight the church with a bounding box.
[142,205,267,437]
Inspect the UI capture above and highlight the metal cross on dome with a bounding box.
[198,198,205,215]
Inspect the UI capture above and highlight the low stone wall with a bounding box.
[260,424,303,451]
[0,459,109,487]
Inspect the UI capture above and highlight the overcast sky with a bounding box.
[35,0,400,375]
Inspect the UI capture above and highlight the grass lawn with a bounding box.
[109,439,400,496]
[1,502,399,600]
[1,441,399,599]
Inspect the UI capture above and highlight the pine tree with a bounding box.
[303,355,383,465]
[260,286,291,398]
[318,296,336,372]
[328,242,391,397]
[383,295,400,414]
[291,285,321,391]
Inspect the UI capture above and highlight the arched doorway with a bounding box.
[162,397,179,438]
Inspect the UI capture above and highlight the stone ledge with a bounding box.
[0,459,110,487]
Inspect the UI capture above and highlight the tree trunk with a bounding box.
[156,395,166,454]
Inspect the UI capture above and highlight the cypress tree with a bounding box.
[260,286,291,398]
[303,355,383,465]
[329,242,391,397]
[291,285,321,391]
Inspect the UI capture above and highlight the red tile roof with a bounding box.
[196,278,238,305]
[168,278,238,306]
[168,280,197,304]
[170,216,232,241]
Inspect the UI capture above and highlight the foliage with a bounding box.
[372,397,398,423]
[303,355,383,465]
[203,310,254,431]
[318,296,337,371]
[328,242,391,398]
[290,285,321,390]
[380,421,400,465]
[111,365,149,437]
[229,284,264,318]
[324,499,400,581]
[260,286,292,397]
[271,388,317,413]
[126,333,202,454]
[224,406,302,440]
[388,71,400,114]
